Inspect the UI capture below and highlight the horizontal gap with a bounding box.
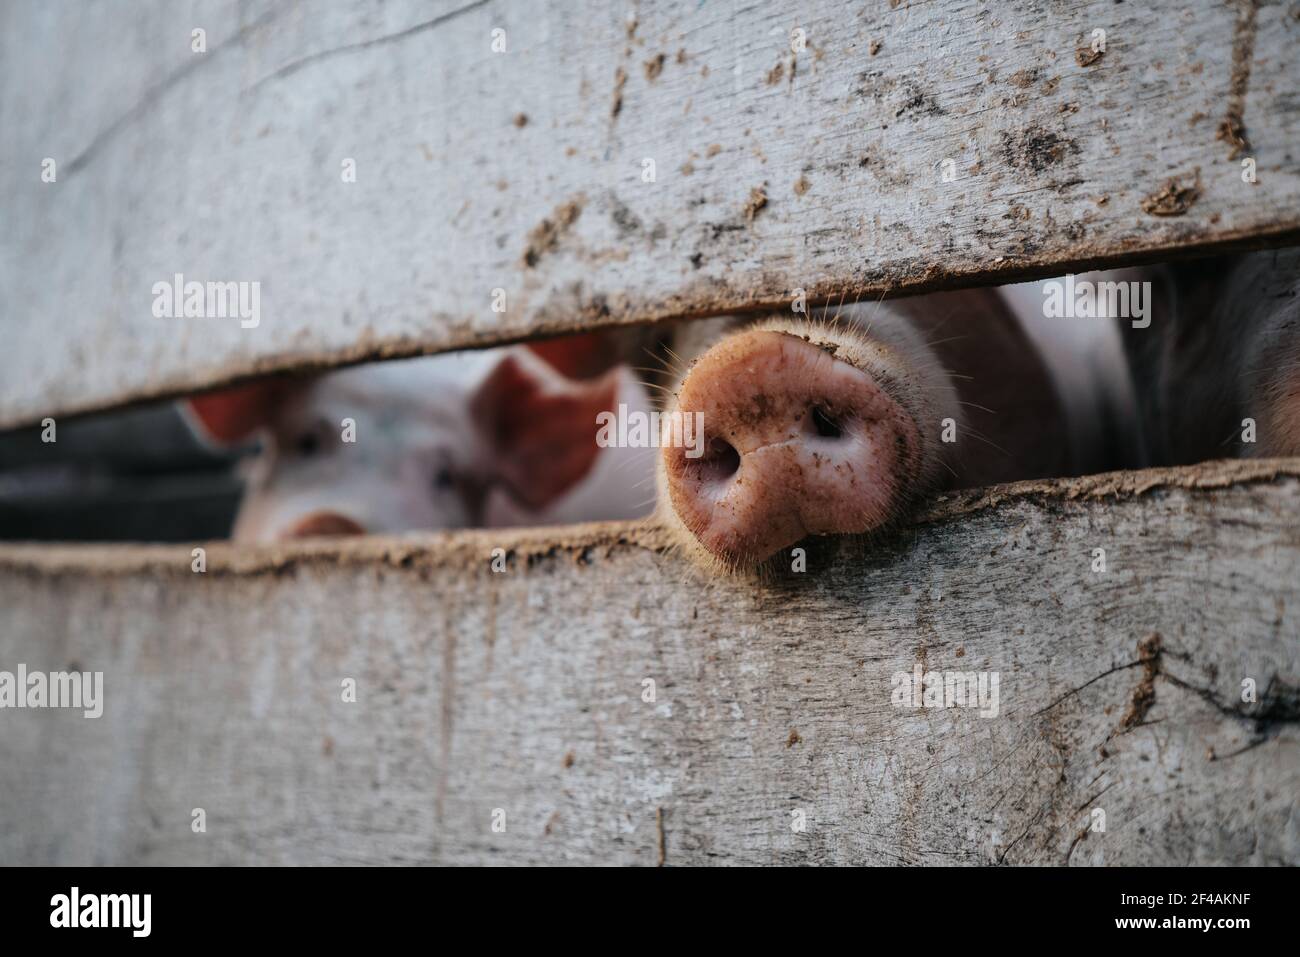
[1,254,1297,549]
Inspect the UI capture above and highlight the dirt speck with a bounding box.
[743,185,768,222]
[793,175,810,196]
[999,125,1078,173]
[1218,0,1257,159]
[609,196,642,237]
[512,112,528,128]
[1217,117,1249,159]
[562,750,575,769]
[1119,632,1162,732]
[1140,173,1200,216]
[611,66,627,119]
[1075,44,1104,68]
[894,80,943,118]
[786,728,802,747]
[522,196,584,267]
[644,52,666,82]
[766,60,784,85]
[869,38,882,56]
[1008,68,1040,88]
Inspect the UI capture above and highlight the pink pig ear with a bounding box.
[525,331,620,380]
[183,377,293,447]
[472,351,618,510]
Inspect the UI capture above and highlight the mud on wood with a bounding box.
[3,0,1300,426]
[0,459,1296,865]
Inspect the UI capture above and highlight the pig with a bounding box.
[183,335,657,542]
[1115,248,1300,464]
[653,250,1300,572]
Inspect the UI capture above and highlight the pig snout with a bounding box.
[282,510,367,538]
[661,327,925,566]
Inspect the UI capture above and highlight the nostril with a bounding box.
[811,405,843,439]
[686,437,741,483]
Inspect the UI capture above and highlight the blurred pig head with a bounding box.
[184,337,653,542]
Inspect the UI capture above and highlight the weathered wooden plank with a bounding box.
[3,0,1299,426]
[0,459,1296,865]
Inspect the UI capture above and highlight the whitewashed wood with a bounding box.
[3,0,1299,426]
[0,460,1296,865]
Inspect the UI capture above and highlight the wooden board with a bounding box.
[3,0,1300,427]
[1,459,1296,865]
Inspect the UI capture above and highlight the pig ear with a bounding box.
[472,351,618,510]
[525,332,619,380]
[182,378,292,447]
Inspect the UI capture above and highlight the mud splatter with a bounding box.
[743,185,768,222]
[999,126,1078,173]
[893,79,943,118]
[1075,44,1104,68]
[1118,633,1162,732]
[611,66,627,119]
[609,196,643,237]
[1217,0,1258,160]
[644,52,665,81]
[522,197,584,267]
[1008,68,1041,88]
[1140,173,1200,216]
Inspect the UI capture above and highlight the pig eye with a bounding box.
[295,431,321,456]
[294,420,332,456]
[811,405,843,439]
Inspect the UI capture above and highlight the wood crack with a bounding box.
[65,7,284,176]
[249,0,493,91]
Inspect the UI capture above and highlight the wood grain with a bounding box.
[1,459,1295,865]
[3,0,1299,426]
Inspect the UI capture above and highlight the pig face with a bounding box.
[185,341,648,542]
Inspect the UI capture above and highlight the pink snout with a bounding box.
[663,329,921,564]
[283,510,367,539]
